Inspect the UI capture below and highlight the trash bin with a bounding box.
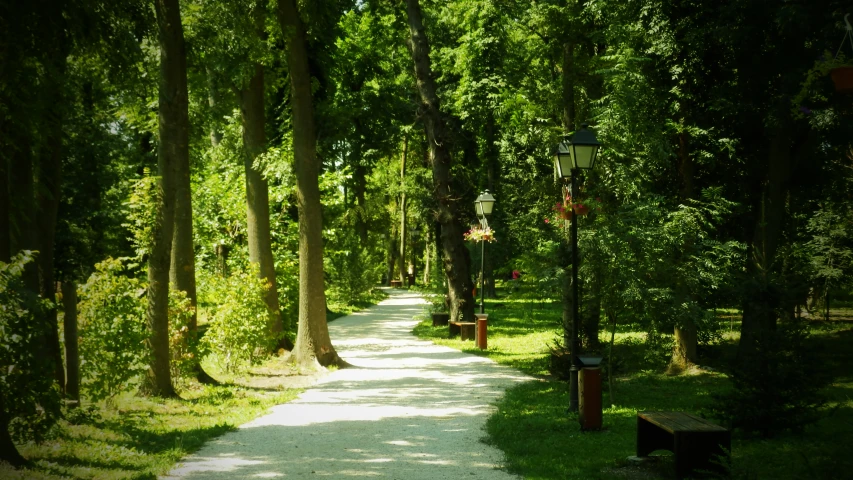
[577,355,603,431]
[475,313,488,350]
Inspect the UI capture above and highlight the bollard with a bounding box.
[475,313,488,350]
[577,356,603,431]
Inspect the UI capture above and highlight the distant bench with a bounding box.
[637,411,730,479]
[389,280,403,288]
[449,321,475,340]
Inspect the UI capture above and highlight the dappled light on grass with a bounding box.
[11,386,300,480]
[427,291,853,479]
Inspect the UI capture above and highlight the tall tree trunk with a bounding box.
[207,66,222,147]
[38,15,69,391]
[170,106,197,330]
[739,126,798,362]
[145,0,186,398]
[61,280,79,403]
[405,0,475,322]
[398,137,408,283]
[277,0,344,368]
[0,4,8,264]
[0,390,26,467]
[672,130,698,367]
[239,61,288,349]
[583,264,602,351]
[562,41,576,132]
[387,227,397,286]
[9,134,39,291]
[38,121,65,392]
[0,154,9,263]
[484,114,498,298]
[353,164,368,245]
[171,54,216,383]
[423,227,431,285]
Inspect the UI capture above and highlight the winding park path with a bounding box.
[164,290,531,479]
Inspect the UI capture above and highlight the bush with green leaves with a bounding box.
[201,264,276,372]
[0,252,60,443]
[710,319,830,437]
[169,288,200,389]
[78,257,149,403]
[326,243,383,306]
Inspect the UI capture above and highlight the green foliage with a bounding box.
[77,258,149,404]
[806,203,853,290]
[123,168,160,261]
[326,244,383,306]
[200,264,276,372]
[192,113,250,273]
[0,252,61,443]
[710,320,830,437]
[168,289,200,389]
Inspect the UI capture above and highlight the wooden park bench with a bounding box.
[389,279,403,288]
[637,411,730,479]
[449,321,475,340]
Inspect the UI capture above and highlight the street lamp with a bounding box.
[475,190,496,314]
[553,124,600,413]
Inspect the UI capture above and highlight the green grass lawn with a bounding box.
[3,384,300,480]
[4,288,393,479]
[413,290,853,479]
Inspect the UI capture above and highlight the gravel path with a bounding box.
[164,290,531,479]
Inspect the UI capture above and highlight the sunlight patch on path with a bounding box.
[164,289,530,480]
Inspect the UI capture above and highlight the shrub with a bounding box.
[0,252,61,443]
[78,257,149,404]
[201,264,276,372]
[710,319,829,437]
[169,288,199,389]
[326,243,382,306]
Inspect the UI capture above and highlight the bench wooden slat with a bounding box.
[637,411,730,479]
[449,321,476,341]
[638,411,727,433]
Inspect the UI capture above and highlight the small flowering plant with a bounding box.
[464,225,496,242]
[546,191,602,224]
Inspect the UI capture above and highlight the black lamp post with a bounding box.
[553,124,600,413]
[475,190,495,314]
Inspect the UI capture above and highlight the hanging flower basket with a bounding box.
[464,226,496,242]
[572,203,590,216]
[559,210,572,220]
[830,66,853,93]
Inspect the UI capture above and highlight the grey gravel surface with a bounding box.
[163,290,531,479]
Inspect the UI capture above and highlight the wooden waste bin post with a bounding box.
[577,356,603,431]
[475,313,488,350]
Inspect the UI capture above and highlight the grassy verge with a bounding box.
[412,290,853,479]
[3,383,300,479]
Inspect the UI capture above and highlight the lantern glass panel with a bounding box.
[572,144,599,170]
[554,142,573,178]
